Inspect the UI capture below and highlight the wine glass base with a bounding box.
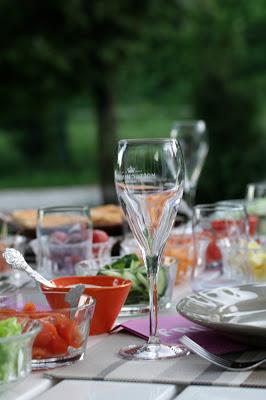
[119,343,190,360]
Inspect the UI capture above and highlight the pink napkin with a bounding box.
[112,315,247,355]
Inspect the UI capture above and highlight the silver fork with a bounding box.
[180,335,266,371]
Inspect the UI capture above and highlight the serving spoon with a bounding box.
[3,247,104,289]
[3,248,57,288]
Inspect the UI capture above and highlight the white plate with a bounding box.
[177,283,266,347]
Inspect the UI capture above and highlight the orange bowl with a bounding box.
[41,276,131,335]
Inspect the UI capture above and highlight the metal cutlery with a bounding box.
[3,248,56,288]
[180,335,266,371]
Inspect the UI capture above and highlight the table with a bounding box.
[2,285,266,400]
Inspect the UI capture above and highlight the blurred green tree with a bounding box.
[178,0,266,201]
[0,0,156,201]
[0,1,72,168]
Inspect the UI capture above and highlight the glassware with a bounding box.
[75,255,177,315]
[37,206,93,279]
[0,318,40,391]
[0,288,95,369]
[114,138,187,360]
[192,203,250,291]
[121,233,194,284]
[170,120,208,207]
[246,182,266,235]
[218,199,258,237]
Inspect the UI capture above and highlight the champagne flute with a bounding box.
[115,138,188,360]
[170,120,208,207]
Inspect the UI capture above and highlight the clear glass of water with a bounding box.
[114,138,188,360]
[192,203,250,291]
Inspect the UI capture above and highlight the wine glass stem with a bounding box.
[189,185,197,208]
[145,255,160,345]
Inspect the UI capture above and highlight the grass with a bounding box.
[0,102,190,189]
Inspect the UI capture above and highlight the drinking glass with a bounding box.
[246,182,266,235]
[37,206,93,279]
[115,138,188,360]
[192,203,250,291]
[170,120,208,207]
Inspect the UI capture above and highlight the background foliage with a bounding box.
[1,0,266,203]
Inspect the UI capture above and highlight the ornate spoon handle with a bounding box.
[3,248,56,288]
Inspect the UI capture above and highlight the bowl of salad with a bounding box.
[75,254,177,315]
[0,317,41,391]
[0,288,95,369]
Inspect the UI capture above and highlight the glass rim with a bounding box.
[76,255,178,268]
[247,181,266,189]
[172,119,206,126]
[0,319,41,345]
[193,203,246,212]
[118,138,179,145]
[0,289,96,314]
[37,205,90,216]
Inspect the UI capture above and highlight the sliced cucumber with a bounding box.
[157,267,167,297]
[97,254,169,304]
[122,270,141,290]
[136,272,149,289]
[98,270,122,278]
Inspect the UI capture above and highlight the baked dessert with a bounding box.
[10,204,124,231]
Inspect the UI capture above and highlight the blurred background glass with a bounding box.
[246,182,266,235]
[170,120,208,207]
[192,203,250,291]
[36,206,93,279]
[0,1,266,208]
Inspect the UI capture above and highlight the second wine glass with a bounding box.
[170,120,209,207]
[115,138,188,360]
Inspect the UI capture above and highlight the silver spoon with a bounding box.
[3,247,105,289]
[3,247,56,288]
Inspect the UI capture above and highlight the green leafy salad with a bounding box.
[0,317,22,384]
[97,254,168,304]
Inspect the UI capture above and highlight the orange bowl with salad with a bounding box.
[0,288,95,369]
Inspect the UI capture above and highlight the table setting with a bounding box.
[1,130,266,400]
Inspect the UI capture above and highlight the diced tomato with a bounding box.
[50,335,68,355]
[0,306,82,357]
[55,315,82,348]
[34,320,57,348]
[54,314,70,339]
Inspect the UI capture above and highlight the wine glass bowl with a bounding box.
[115,138,188,360]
